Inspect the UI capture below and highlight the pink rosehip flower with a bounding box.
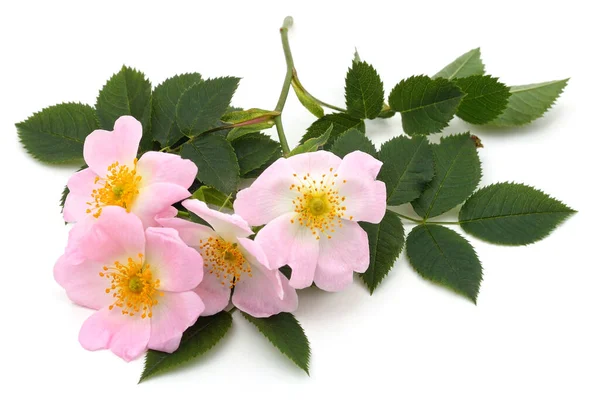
[234,150,386,292]
[63,116,197,227]
[157,199,298,317]
[54,207,205,362]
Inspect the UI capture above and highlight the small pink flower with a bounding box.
[63,116,197,227]
[234,150,386,292]
[157,199,298,317]
[54,207,204,362]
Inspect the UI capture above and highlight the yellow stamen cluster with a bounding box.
[99,253,163,319]
[200,237,252,288]
[87,159,142,218]
[290,168,348,240]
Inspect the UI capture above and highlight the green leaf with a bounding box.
[16,103,98,163]
[388,75,464,135]
[192,186,233,209]
[412,133,481,218]
[345,61,385,119]
[139,311,232,383]
[330,128,376,158]
[488,79,569,126]
[96,66,152,151]
[231,132,282,175]
[292,78,324,118]
[459,182,575,245]
[289,124,333,156]
[433,48,485,80]
[359,210,405,294]
[301,113,365,148]
[454,75,510,124]
[406,224,482,303]
[242,312,310,374]
[180,134,240,194]
[378,136,434,205]
[151,73,203,147]
[176,77,240,136]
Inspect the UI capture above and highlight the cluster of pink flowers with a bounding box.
[55,116,386,361]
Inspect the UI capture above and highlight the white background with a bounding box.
[1,0,598,400]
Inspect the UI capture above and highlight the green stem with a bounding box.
[218,193,233,211]
[389,210,460,226]
[393,212,423,224]
[273,16,296,156]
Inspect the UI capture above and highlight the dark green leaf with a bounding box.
[180,134,240,194]
[151,73,203,147]
[95,66,152,151]
[454,75,510,124]
[345,61,385,119]
[459,182,575,245]
[378,136,434,205]
[300,113,365,148]
[330,128,376,157]
[176,77,240,136]
[192,186,233,209]
[16,103,98,163]
[412,133,481,218]
[289,124,333,156]
[60,185,69,211]
[139,311,232,383]
[388,75,464,135]
[231,132,282,175]
[242,312,310,374]
[488,79,569,126]
[406,224,482,303]
[292,78,324,118]
[433,48,485,80]
[359,210,405,293]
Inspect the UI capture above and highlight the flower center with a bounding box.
[199,237,252,288]
[87,160,142,218]
[99,253,162,319]
[289,169,349,240]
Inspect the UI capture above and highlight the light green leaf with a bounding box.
[488,79,569,126]
[330,128,376,157]
[16,103,98,163]
[301,113,365,148]
[359,210,405,294]
[292,78,324,118]
[231,132,282,175]
[345,61,385,119]
[151,73,203,147]
[454,75,510,124]
[412,133,481,219]
[180,134,240,194]
[459,182,575,245]
[388,75,464,135]
[96,66,152,151]
[289,124,333,156]
[378,136,434,205]
[139,311,232,383]
[406,224,482,303]
[176,77,240,136]
[192,186,233,209]
[433,48,485,80]
[242,312,310,374]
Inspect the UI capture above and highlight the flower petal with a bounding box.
[144,227,204,292]
[147,291,204,353]
[54,254,112,310]
[233,265,298,317]
[287,150,342,177]
[194,268,232,316]
[64,206,145,266]
[132,183,191,228]
[233,157,297,226]
[156,216,215,246]
[83,116,142,174]
[339,150,382,180]
[238,237,270,271]
[255,212,320,289]
[314,220,370,291]
[63,168,98,223]
[182,199,253,242]
[79,307,151,362]
[137,151,197,188]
